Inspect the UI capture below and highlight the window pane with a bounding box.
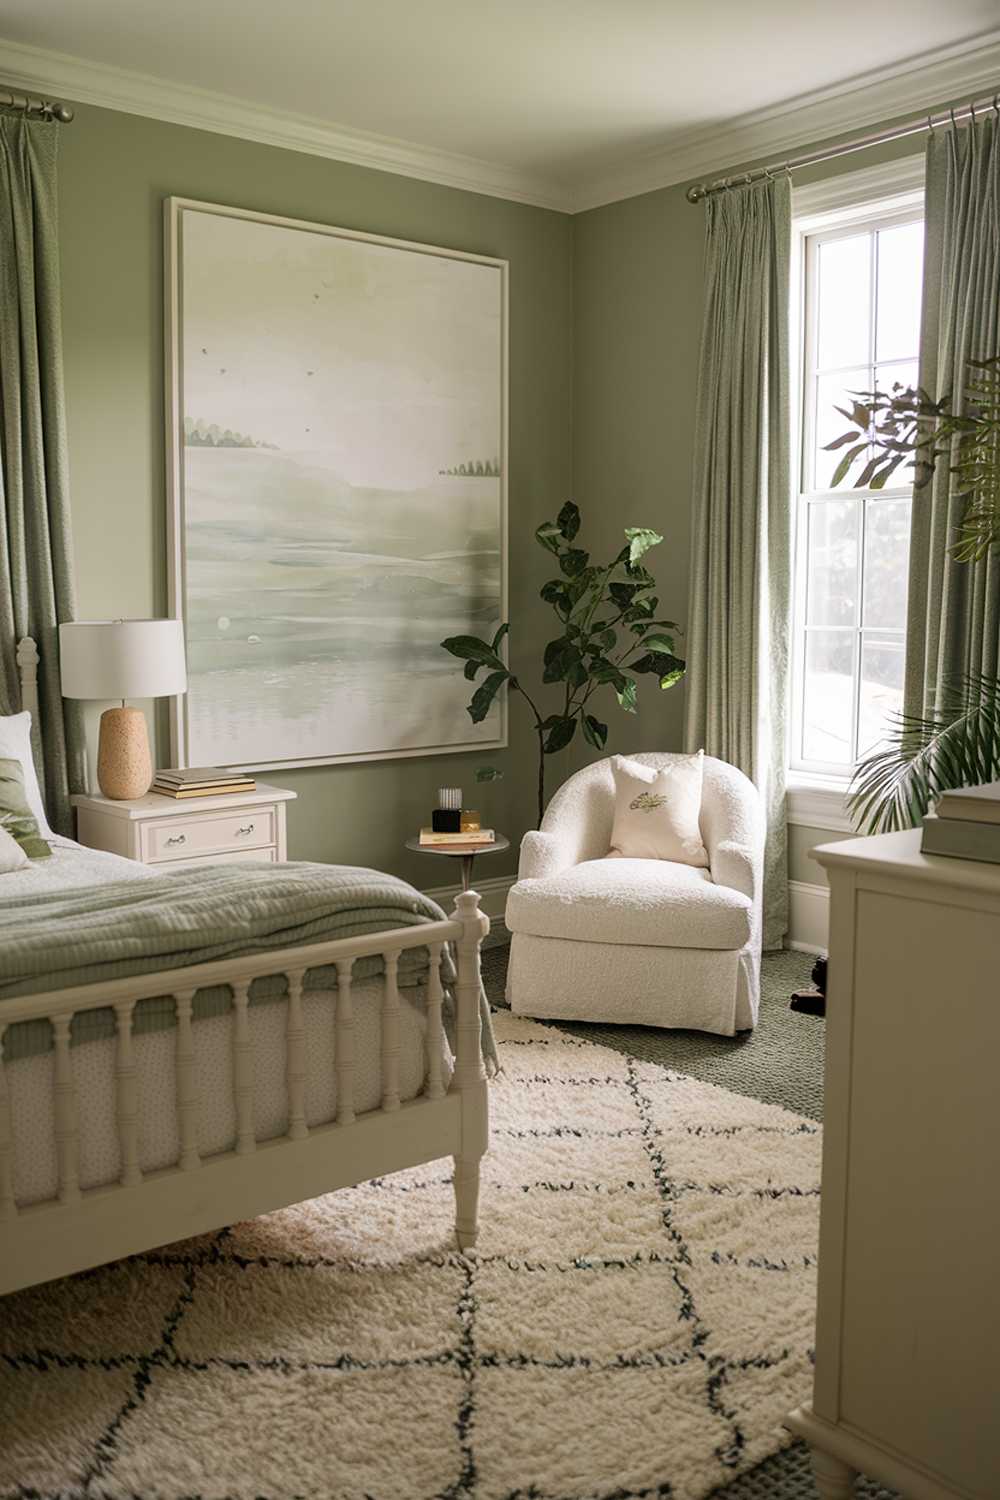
[813,368,870,489]
[807,499,859,626]
[817,234,871,370]
[863,499,911,628]
[875,221,923,363]
[874,358,918,402]
[858,636,905,755]
[802,630,855,765]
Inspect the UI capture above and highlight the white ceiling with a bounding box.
[2,1,999,209]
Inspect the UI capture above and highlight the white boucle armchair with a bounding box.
[505,753,764,1034]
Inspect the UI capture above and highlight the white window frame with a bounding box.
[787,157,924,831]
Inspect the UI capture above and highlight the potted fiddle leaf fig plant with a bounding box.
[441,502,685,825]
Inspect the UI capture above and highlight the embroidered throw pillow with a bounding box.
[0,757,52,859]
[608,752,709,866]
[0,711,54,838]
[0,822,29,872]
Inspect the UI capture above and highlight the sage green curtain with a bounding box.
[0,114,87,835]
[684,178,791,950]
[905,116,1000,717]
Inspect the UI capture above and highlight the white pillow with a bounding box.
[0,711,54,838]
[608,752,709,867]
[0,822,29,872]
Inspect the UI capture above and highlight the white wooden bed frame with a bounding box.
[0,638,490,1297]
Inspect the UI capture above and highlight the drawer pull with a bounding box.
[166,834,187,846]
[236,823,255,836]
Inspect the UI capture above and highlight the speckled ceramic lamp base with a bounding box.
[97,706,153,800]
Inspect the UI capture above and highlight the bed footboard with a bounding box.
[0,891,490,1295]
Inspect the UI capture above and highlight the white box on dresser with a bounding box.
[71,783,297,867]
[787,829,1000,1500]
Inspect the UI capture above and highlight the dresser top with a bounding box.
[71,783,297,820]
[814,827,1000,894]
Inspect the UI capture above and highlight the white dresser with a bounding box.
[71,784,297,869]
[787,830,1000,1499]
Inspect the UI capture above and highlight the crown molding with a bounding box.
[571,29,1000,212]
[0,36,574,213]
[2,31,998,218]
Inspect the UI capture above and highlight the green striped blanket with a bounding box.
[0,861,497,1071]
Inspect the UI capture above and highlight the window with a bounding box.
[790,195,924,781]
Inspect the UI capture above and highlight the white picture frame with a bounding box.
[164,196,508,772]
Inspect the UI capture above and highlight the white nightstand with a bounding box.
[71,783,297,869]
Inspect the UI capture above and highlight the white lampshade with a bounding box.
[59,619,188,701]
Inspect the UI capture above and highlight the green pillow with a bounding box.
[0,758,51,859]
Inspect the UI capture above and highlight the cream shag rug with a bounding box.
[1,1012,821,1500]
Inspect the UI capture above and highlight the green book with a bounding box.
[921,813,1000,865]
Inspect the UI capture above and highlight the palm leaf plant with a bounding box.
[827,355,1000,832]
[441,502,684,825]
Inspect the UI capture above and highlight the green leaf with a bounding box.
[639,632,675,654]
[589,657,626,689]
[463,659,480,681]
[475,765,504,782]
[632,649,685,680]
[491,622,509,654]
[540,579,572,616]
[658,666,685,691]
[559,547,590,578]
[542,637,582,684]
[582,714,608,749]
[624,526,664,565]
[467,670,508,724]
[543,716,577,753]
[830,443,869,487]
[535,521,563,554]
[557,501,580,541]
[616,677,638,713]
[596,627,617,651]
[441,635,505,671]
[609,581,641,610]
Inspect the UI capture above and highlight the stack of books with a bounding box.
[419,827,495,846]
[152,767,257,800]
[921,781,1000,864]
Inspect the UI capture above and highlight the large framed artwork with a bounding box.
[164,197,508,770]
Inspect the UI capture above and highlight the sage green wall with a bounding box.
[571,125,945,886]
[56,103,573,888]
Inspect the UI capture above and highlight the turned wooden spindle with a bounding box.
[335,958,355,1126]
[52,1014,81,1204]
[174,989,200,1171]
[114,999,141,1187]
[232,980,255,1155]
[381,951,401,1112]
[286,968,308,1141]
[425,943,446,1101]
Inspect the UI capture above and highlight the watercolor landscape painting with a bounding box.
[168,202,507,768]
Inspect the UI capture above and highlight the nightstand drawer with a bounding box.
[153,846,278,871]
[140,806,277,862]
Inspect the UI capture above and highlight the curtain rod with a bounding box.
[686,88,999,203]
[0,85,74,123]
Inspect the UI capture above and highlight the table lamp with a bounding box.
[59,619,188,800]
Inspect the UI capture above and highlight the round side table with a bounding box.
[405,833,510,892]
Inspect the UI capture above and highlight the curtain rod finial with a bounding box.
[686,184,704,204]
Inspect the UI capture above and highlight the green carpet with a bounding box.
[481,944,898,1500]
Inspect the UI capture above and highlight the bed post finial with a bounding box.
[15,638,40,721]
[451,888,489,1251]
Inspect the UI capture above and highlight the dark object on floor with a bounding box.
[790,952,827,1016]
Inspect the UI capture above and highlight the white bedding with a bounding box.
[4,839,452,1209]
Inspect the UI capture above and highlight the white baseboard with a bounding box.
[788,880,830,954]
[422,873,515,949]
